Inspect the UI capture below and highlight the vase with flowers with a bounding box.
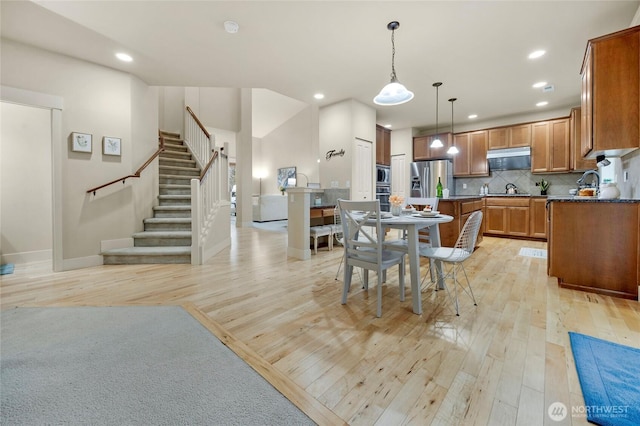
[389,194,404,216]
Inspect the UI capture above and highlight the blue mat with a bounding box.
[569,332,640,426]
[0,264,14,275]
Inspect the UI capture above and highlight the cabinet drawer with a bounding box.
[310,209,323,218]
[485,197,530,207]
[322,208,335,217]
[461,199,483,214]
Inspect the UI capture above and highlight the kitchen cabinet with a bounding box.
[548,200,639,299]
[415,198,484,247]
[529,198,547,239]
[570,107,597,171]
[531,118,570,173]
[581,26,640,158]
[413,133,452,161]
[376,125,391,165]
[484,197,530,237]
[453,131,488,176]
[488,124,531,149]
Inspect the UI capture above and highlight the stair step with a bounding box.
[160,150,192,160]
[163,142,188,152]
[160,157,196,168]
[102,246,190,265]
[133,231,191,247]
[159,184,191,195]
[159,195,191,205]
[144,217,191,231]
[159,165,200,177]
[160,131,181,139]
[153,205,191,218]
[160,174,195,185]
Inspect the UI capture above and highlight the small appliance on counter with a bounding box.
[506,183,518,194]
[598,181,620,199]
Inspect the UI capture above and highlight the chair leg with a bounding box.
[335,254,344,280]
[342,264,353,304]
[459,264,477,306]
[314,236,318,255]
[376,274,383,318]
[398,258,405,302]
[452,265,460,316]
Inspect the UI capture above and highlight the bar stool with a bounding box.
[310,225,333,255]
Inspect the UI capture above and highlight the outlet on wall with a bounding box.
[463,183,468,189]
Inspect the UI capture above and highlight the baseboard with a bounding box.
[101,238,133,251]
[62,255,104,271]
[1,249,52,265]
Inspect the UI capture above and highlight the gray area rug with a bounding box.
[1,306,314,425]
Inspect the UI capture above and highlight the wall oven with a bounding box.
[376,182,391,212]
[376,165,390,185]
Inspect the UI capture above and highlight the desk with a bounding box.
[373,214,454,315]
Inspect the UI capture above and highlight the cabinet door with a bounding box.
[453,133,471,176]
[509,124,532,147]
[571,107,597,171]
[531,122,550,172]
[549,118,570,172]
[485,206,507,234]
[488,128,508,149]
[470,131,489,175]
[413,136,430,161]
[507,206,530,236]
[376,125,391,165]
[427,133,452,159]
[529,198,547,239]
[581,45,593,157]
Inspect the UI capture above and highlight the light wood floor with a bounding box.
[2,225,639,426]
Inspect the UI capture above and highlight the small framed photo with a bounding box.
[103,137,121,156]
[71,132,92,153]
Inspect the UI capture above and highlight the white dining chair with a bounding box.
[419,210,483,316]
[338,199,406,318]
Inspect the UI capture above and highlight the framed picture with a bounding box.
[103,137,121,156]
[71,132,92,153]
[277,166,296,190]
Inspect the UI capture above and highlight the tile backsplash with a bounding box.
[454,169,587,197]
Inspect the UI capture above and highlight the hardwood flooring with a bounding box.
[2,225,639,425]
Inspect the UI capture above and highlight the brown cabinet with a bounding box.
[453,130,488,176]
[376,125,391,165]
[531,118,570,173]
[548,201,639,299]
[488,124,531,149]
[529,198,548,239]
[484,197,531,237]
[581,26,640,158]
[570,107,597,171]
[413,133,452,161]
[432,198,484,247]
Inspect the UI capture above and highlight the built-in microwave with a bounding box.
[376,165,390,185]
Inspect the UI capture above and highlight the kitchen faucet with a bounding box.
[577,170,600,188]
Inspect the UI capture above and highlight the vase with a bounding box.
[390,204,401,216]
[541,190,547,196]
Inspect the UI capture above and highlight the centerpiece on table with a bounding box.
[389,194,404,216]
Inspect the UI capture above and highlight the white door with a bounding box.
[391,154,406,199]
[353,138,373,201]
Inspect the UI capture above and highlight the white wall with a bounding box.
[0,102,52,263]
[1,39,158,267]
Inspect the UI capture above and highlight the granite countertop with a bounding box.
[310,204,336,209]
[546,196,639,203]
[439,195,484,200]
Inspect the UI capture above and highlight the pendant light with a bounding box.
[430,82,444,148]
[447,97,459,155]
[373,21,414,106]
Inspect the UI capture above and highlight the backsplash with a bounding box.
[454,170,586,197]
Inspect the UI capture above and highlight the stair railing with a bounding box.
[86,133,165,195]
[185,106,229,265]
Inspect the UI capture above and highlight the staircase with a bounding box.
[102,131,197,264]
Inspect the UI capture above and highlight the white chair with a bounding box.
[310,225,333,255]
[338,199,405,318]
[330,206,345,279]
[419,210,483,316]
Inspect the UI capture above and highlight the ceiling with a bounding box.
[2,1,639,134]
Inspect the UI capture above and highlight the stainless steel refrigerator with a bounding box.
[410,160,454,198]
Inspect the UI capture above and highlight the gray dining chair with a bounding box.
[338,199,406,318]
[419,210,483,316]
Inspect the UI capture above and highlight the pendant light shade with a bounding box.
[374,21,414,106]
[447,97,459,155]
[430,82,443,148]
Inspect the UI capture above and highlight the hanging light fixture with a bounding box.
[373,21,414,106]
[447,97,459,155]
[430,82,444,148]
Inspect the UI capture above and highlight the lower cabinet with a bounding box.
[483,197,547,240]
[436,198,484,247]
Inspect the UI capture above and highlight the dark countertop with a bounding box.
[546,196,639,203]
[310,204,336,209]
[439,195,484,201]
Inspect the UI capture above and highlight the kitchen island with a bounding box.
[547,197,639,299]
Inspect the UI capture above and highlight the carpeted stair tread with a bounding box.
[103,246,191,255]
[153,205,191,211]
[132,231,191,238]
[144,218,191,224]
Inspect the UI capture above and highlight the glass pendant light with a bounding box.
[373,21,414,106]
[447,97,459,155]
[430,82,443,148]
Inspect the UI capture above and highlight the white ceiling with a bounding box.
[2,1,639,133]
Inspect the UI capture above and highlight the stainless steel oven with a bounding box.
[376,184,391,212]
[376,165,390,185]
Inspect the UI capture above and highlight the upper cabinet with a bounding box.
[570,107,597,171]
[581,25,640,158]
[531,118,571,173]
[376,125,391,165]
[413,133,452,161]
[453,130,488,176]
[488,123,531,149]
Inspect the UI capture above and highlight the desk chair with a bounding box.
[419,210,483,316]
[338,199,405,318]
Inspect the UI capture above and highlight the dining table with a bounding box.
[366,212,454,315]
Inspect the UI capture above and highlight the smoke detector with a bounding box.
[224,21,239,34]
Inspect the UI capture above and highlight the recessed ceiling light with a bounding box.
[224,20,239,34]
[468,114,478,119]
[313,93,325,100]
[384,124,392,128]
[536,101,548,107]
[528,50,546,59]
[116,53,133,62]
[532,81,547,88]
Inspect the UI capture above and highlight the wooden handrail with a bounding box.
[186,106,211,139]
[199,150,219,181]
[87,136,166,195]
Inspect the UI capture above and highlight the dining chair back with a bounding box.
[418,210,483,315]
[337,199,406,318]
